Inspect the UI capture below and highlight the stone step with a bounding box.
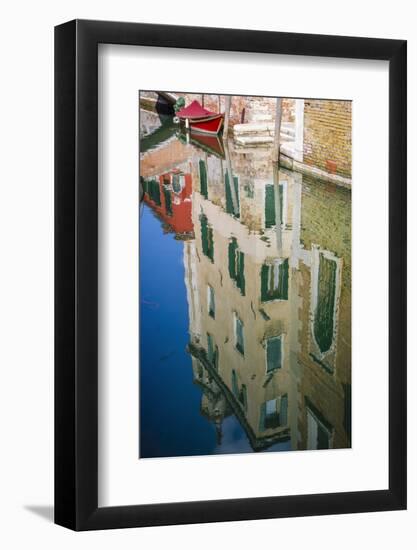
[250,114,273,122]
[234,122,295,137]
[235,135,274,146]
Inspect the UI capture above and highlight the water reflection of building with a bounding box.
[140,124,351,453]
[183,140,351,452]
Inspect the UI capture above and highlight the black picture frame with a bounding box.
[55,19,407,531]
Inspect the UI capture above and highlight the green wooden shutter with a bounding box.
[207,333,214,363]
[225,171,240,217]
[228,238,238,280]
[172,174,181,193]
[149,179,161,205]
[240,385,248,411]
[199,160,208,198]
[259,402,266,432]
[260,264,269,302]
[200,214,214,262]
[266,336,282,373]
[265,184,275,228]
[317,425,330,449]
[278,259,289,300]
[314,255,337,353]
[236,251,245,295]
[280,394,288,426]
[231,369,239,397]
[163,186,172,216]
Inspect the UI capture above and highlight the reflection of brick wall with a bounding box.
[303,100,352,178]
[177,93,294,125]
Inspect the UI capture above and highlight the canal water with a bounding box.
[139,111,351,459]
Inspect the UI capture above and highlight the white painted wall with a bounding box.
[0,1,415,548]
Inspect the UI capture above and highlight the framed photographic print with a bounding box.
[55,19,407,530]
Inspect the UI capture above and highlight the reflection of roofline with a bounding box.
[188,342,290,451]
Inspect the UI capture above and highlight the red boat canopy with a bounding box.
[176,100,216,119]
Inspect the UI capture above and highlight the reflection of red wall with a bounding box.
[144,171,194,235]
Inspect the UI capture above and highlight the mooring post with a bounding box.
[224,95,232,136]
[273,98,283,162]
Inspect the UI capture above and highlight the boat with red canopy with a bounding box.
[176,100,224,135]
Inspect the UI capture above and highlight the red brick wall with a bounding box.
[303,100,352,178]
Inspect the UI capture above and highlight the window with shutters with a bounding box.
[266,335,283,373]
[261,258,289,302]
[228,238,245,295]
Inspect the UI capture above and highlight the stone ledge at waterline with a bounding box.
[279,150,352,189]
[233,122,351,189]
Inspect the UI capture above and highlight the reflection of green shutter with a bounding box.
[207,333,214,363]
[266,336,282,373]
[148,179,161,205]
[240,385,248,411]
[228,238,238,280]
[279,259,289,299]
[317,425,330,449]
[314,255,337,354]
[232,369,239,397]
[260,259,289,302]
[260,264,269,302]
[163,186,172,215]
[199,160,208,198]
[214,345,219,370]
[265,185,275,228]
[200,214,214,262]
[237,251,245,295]
[141,177,148,194]
[172,174,181,193]
[280,394,288,426]
[259,402,266,431]
[225,171,240,217]
[228,239,245,295]
[265,184,283,228]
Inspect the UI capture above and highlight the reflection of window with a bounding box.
[172,173,185,194]
[264,183,284,228]
[261,258,289,301]
[200,214,214,262]
[259,395,288,431]
[228,238,245,295]
[234,314,244,355]
[307,407,332,450]
[225,171,240,217]
[314,253,337,354]
[266,335,283,373]
[207,285,215,319]
[207,333,218,370]
[147,179,161,205]
[231,369,247,411]
[199,160,208,198]
[163,186,172,216]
